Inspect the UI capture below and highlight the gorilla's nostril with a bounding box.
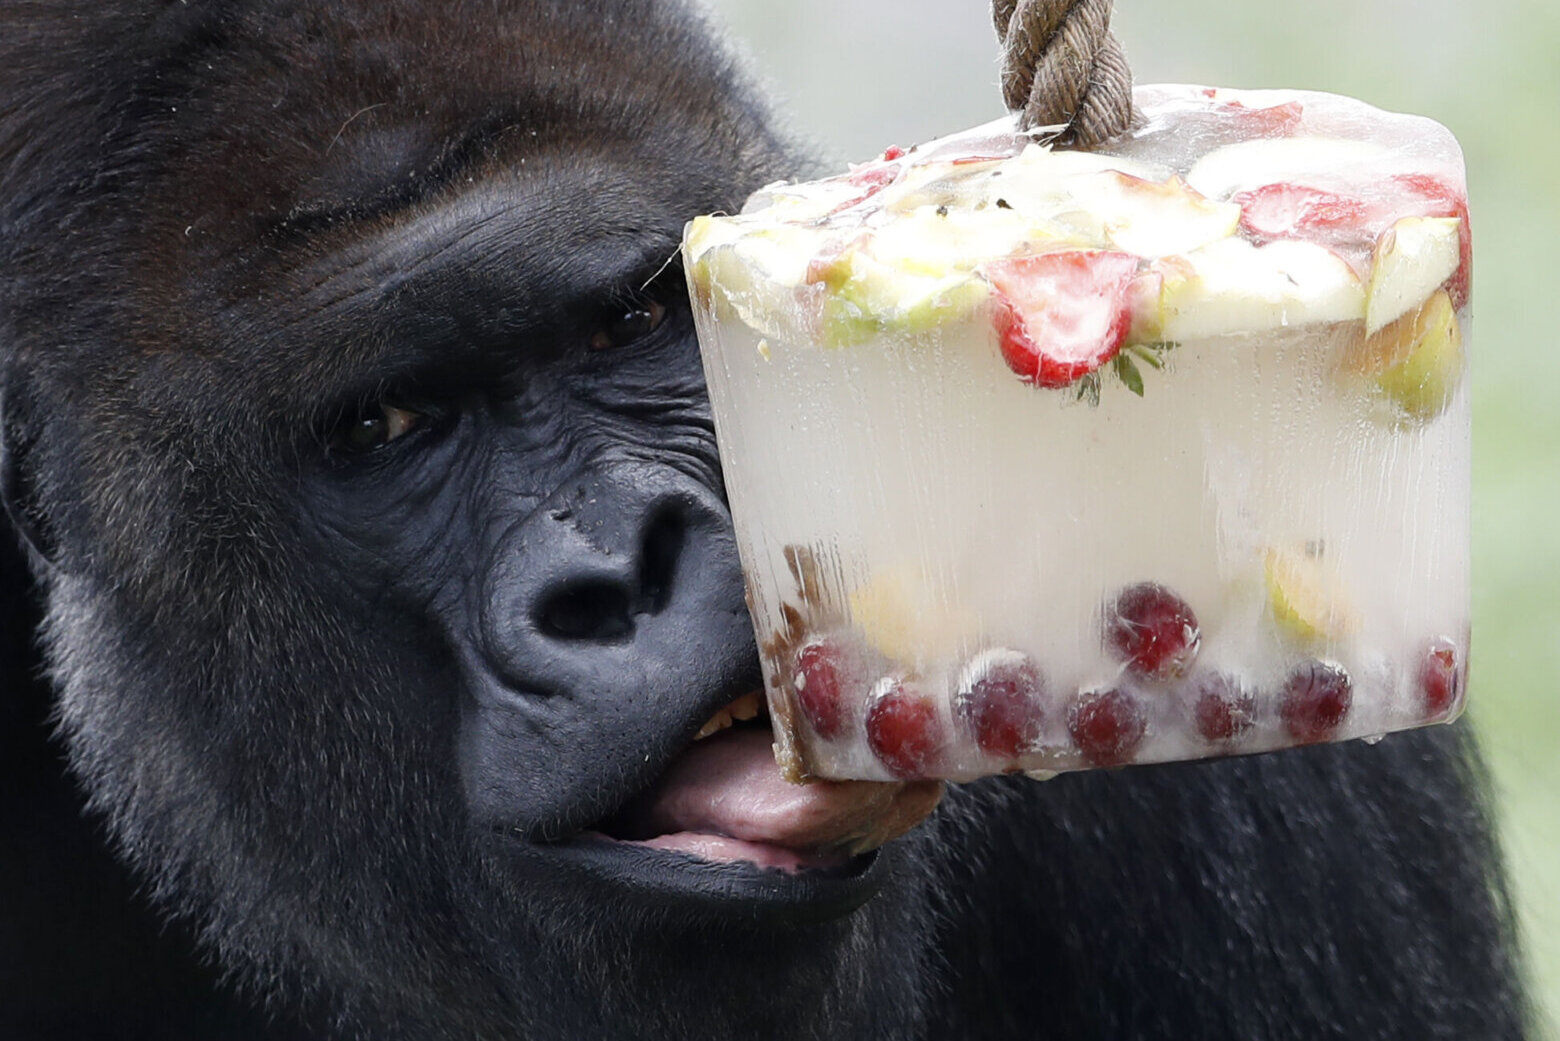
[540,579,635,642]
[638,507,687,615]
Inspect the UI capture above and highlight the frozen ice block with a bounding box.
[683,85,1471,782]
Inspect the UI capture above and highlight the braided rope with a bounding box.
[993,0,1134,148]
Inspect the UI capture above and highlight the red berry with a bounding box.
[1190,672,1256,742]
[1066,688,1147,767]
[1279,659,1353,743]
[794,640,851,738]
[1418,637,1464,720]
[865,679,946,779]
[1104,582,1201,680]
[983,250,1141,388]
[956,651,1047,760]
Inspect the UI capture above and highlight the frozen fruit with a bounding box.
[1190,672,1257,742]
[955,649,1047,760]
[1153,237,1363,341]
[1234,183,1372,243]
[847,567,980,663]
[685,222,816,342]
[1066,688,1147,767]
[1104,582,1201,679]
[866,679,947,778]
[1419,637,1464,719]
[1185,136,1391,201]
[1390,173,1472,308]
[685,86,1473,782]
[1279,659,1353,742]
[1364,216,1463,335]
[1264,546,1358,645]
[809,241,990,348]
[794,639,853,739]
[983,250,1141,388]
[1064,171,1241,258]
[1367,289,1463,422]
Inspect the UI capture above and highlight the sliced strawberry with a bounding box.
[1218,99,1305,136]
[1174,99,1305,150]
[984,251,1140,388]
[1235,183,1372,243]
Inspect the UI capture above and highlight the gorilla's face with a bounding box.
[0,2,943,1037]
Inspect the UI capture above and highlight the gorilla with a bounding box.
[0,1,1533,1039]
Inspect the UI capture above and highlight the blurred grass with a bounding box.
[706,0,1560,1029]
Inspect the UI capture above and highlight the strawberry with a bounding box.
[984,250,1141,389]
[1235,184,1372,244]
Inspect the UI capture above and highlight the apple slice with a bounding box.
[1064,171,1241,258]
[1264,546,1358,645]
[1153,237,1365,341]
[807,233,990,349]
[848,567,979,663]
[1346,289,1464,422]
[1364,216,1462,334]
[1185,136,1391,201]
[687,220,819,343]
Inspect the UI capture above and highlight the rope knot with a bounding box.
[994,0,1134,148]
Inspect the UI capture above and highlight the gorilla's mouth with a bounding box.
[587,693,944,876]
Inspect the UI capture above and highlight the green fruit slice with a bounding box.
[1264,546,1358,645]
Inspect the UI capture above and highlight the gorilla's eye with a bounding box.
[330,402,425,457]
[589,300,667,351]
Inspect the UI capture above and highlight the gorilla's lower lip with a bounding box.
[591,829,853,872]
[513,830,887,922]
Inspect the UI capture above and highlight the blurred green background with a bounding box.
[703,0,1560,1029]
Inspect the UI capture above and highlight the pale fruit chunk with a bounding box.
[847,568,980,664]
[866,205,1077,273]
[809,240,989,348]
[1364,216,1463,334]
[687,220,816,343]
[1185,136,1392,200]
[1064,172,1241,258]
[1264,546,1359,645]
[1366,290,1463,421]
[1153,238,1365,341]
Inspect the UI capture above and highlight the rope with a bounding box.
[993,0,1134,148]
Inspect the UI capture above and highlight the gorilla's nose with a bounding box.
[533,504,683,643]
[478,460,757,706]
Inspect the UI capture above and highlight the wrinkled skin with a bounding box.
[0,2,1533,1040]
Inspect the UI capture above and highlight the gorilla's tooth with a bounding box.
[729,692,763,722]
[695,709,735,741]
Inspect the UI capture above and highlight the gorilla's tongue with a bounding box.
[605,728,942,872]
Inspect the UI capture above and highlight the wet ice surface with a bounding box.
[685,85,1471,782]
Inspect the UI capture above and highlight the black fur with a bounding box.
[0,2,1532,1039]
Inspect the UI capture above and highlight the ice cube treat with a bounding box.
[683,85,1471,782]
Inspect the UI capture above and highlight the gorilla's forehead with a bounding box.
[0,0,787,378]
